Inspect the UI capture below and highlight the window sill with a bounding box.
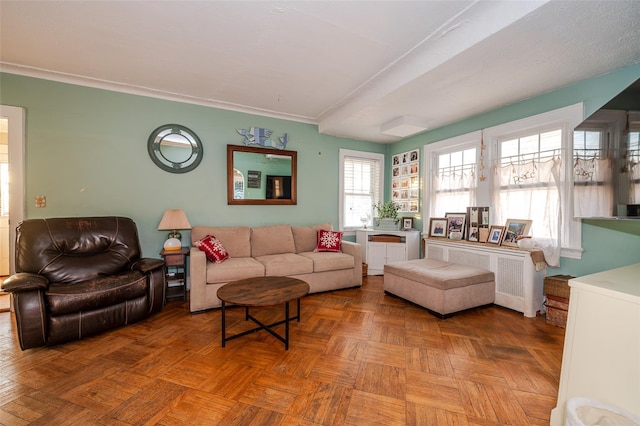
[561,246,583,260]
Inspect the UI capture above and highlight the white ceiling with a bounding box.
[1,1,639,143]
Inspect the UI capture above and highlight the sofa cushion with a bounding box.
[251,224,296,257]
[192,226,251,258]
[195,235,230,263]
[254,253,313,276]
[299,251,355,272]
[292,222,333,253]
[315,229,343,252]
[205,257,265,284]
[46,271,147,316]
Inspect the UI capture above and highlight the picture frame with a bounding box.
[478,227,490,243]
[487,225,505,244]
[466,206,490,242]
[428,217,448,238]
[501,219,533,247]
[402,217,414,230]
[445,212,466,237]
[468,226,479,242]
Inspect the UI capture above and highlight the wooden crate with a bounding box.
[546,294,569,328]
[544,274,573,298]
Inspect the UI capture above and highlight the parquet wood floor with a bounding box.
[0,276,565,425]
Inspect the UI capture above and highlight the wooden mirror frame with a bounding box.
[227,144,297,205]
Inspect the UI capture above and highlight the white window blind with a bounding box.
[339,150,383,230]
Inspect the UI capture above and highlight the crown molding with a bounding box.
[0,62,317,126]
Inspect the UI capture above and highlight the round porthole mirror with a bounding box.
[148,124,203,173]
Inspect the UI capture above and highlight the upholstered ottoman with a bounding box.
[384,258,495,318]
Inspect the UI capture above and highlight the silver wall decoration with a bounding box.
[236,127,288,149]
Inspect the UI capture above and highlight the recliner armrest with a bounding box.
[1,273,49,293]
[130,258,165,274]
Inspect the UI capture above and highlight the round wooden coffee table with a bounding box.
[217,276,310,350]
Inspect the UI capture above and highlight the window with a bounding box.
[573,125,613,217]
[484,103,583,264]
[425,134,480,217]
[233,169,244,199]
[425,104,583,262]
[339,149,383,231]
[629,129,640,204]
[494,128,563,264]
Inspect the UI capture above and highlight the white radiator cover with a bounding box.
[424,239,545,317]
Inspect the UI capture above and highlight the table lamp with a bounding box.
[158,209,191,251]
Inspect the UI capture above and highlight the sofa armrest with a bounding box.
[341,241,362,264]
[2,273,48,350]
[189,247,209,312]
[341,241,363,284]
[1,273,49,293]
[131,257,165,274]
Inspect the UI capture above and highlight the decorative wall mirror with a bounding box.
[227,144,297,205]
[573,78,640,218]
[148,124,203,173]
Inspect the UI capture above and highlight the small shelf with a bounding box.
[160,247,189,304]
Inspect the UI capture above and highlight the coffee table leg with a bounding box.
[297,297,301,321]
[285,301,290,350]
[221,300,226,348]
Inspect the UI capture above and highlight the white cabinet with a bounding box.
[424,239,545,317]
[356,230,420,275]
[550,263,640,426]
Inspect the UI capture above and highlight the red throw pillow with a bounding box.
[315,229,343,252]
[195,235,230,263]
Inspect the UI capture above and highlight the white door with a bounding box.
[0,141,8,275]
[0,106,25,276]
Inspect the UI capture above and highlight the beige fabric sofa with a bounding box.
[189,223,362,312]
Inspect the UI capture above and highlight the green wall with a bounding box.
[388,63,640,277]
[0,73,385,258]
[2,64,640,277]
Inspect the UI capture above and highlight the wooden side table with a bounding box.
[160,247,189,304]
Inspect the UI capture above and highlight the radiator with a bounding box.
[424,240,544,317]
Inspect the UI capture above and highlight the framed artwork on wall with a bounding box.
[392,149,419,213]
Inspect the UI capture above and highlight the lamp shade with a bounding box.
[157,210,191,231]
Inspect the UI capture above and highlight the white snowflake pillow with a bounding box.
[195,235,230,263]
[314,229,343,253]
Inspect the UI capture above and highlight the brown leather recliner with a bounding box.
[1,216,165,350]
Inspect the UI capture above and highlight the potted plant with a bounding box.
[373,201,400,230]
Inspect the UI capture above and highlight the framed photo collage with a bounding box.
[391,149,419,214]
